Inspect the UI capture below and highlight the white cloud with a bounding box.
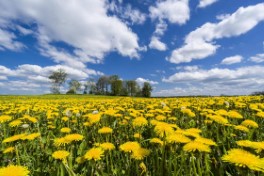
[168,3,264,64]
[123,5,146,25]
[250,53,264,63]
[221,55,243,65]
[148,0,190,49]
[182,65,200,71]
[158,65,264,96]
[149,0,190,25]
[107,2,146,25]
[0,64,103,94]
[136,77,159,85]
[149,37,167,51]
[0,28,24,51]
[16,26,33,35]
[163,66,264,83]
[0,0,141,67]
[154,20,168,36]
[198,0,218,8]
[216,14,230,20]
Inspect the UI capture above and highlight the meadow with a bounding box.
[0,95,264,176]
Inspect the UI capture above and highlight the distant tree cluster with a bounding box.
[48,69,153,97]
[251,91,264,95]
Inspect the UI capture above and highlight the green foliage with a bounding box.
[142,82,153,97]
[68,79,81,94]
[48,69,67,94]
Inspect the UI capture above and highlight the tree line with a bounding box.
[48,69,153,97]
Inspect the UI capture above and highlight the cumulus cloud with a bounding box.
[0,0,141,68]
[163,66,264,84]
[149,0,190,51]
[250,53,264,63]
[221,55,243,65]
[198,0,218,8]
[168,3,264,64]
[0,64,102,94]
[108,2,146,25]
[149,0,190,25]
[158,65,264,96]
[0,28,24,51]
[149,37,167,51]
[136,77,159,85]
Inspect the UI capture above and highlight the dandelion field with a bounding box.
[0,95,264,176]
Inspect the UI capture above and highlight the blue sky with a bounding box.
[0,0,264,96]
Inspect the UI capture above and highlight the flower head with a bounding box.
[52,150,70,160]
[222,148,264,172]
[98,127,113,134]
[99,142,115,151]
[120,141,141,153]
[84,148,104,161]
[183,141,211,153]
[0,165,30,176]
[131,147,150,160]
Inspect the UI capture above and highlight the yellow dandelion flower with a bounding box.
[131,147,150,160]
[154,122,174,137]
[9,120,22,127]
[0,165,30,176]
[134,133,142,139]
[3,134,26,143]
[24,116,38,123]
[120,141,141,153]
[99,142,115,151]
[227,111,243,119]
[132,117,148,127]
[183,141,211,153]
[207,115,229,125]
[222,148,264,172]
[166,133,191,144]
[62,117,69,122]
[3,147,15,154]
[150,138,164,146]
[84,147,104,161]
[256,111,264,118]
[241,120,258,128]
[60,127,71,133]
[195,137,217,146]
[0,115,12,123]
[22,133,41,140]
[54,137,69,146]
[234,125,249,132]
[98,127,113,134]
[64,134,84,142]
[215,109,228,116]
[155,115,166,121]
[181,109,195,118]
[236,140,264,152]
[52,150,70,160]
[88,114,101,124]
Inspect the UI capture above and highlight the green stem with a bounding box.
[15,145,20,165]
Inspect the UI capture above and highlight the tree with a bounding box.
[48,69,67,94]
[142,82,152,97]
[68,79,81,94]
[126,80,137,96]
[83,79,96,94]
[111,79,123,96]
[96,76,109,95]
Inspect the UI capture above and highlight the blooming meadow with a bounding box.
[0,95,264,176]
